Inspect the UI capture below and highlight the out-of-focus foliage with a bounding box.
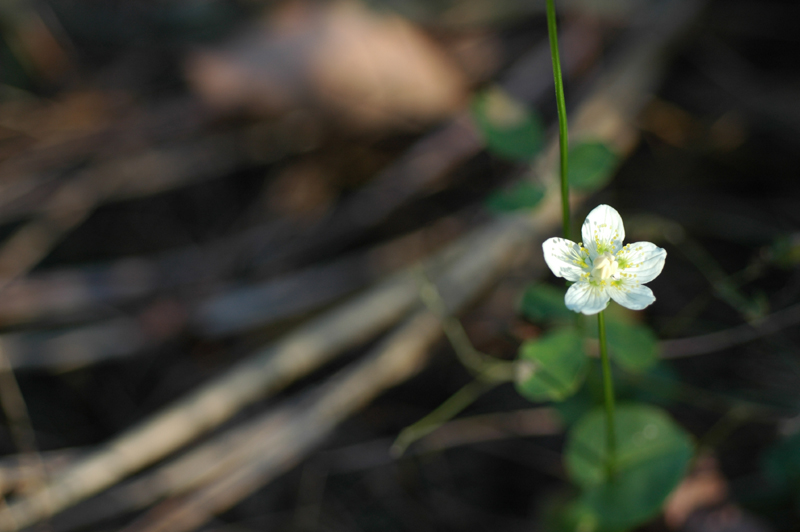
[584,316,660,373]
[762,430,800,504]
[565,404,694,530]
[518,284,574,323]
[486,182,545,212]
[567,141,619,193]
[516,328,587,402]
[771,234,800,269]
[471,87,545,162]
[604,319,659,373]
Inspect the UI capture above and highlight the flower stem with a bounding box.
[597,310,617,478]
[545,0,570,239]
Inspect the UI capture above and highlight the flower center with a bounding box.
[592,252,619,281]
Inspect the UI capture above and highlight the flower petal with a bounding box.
[615,241,666,283]
[607,282,656,310]
[581,204,625,258]
[542,237,589,282]
[565,282,610,315]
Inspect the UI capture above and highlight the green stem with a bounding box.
[392,379,494,457]
[597,311,616,478]
[545,0,570,239]
[391,363,515,457]
[416,267,497,375]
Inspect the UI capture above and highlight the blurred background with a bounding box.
[1,0,800,530]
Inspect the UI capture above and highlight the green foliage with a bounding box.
[540,494,598,532]
[555,384,598,428]
[0,35,30,88]
[471,87,545,162]
[588,314,659,373]
[518,284,573,323]
[486,182,545,213]
[605,320,659,373]
[565,404,694,530]
[771,234,800,269]
[762,431,800,497]
[556,362,679,427]
[516,328,587,402]
[568,141,618,192]
[625,363,680,407]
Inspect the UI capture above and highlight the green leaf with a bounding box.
[762,431,800,494]
[486,182,545,213]
[557,362,679,428]
[568,141,618,192]
[565,404,694,530]
[471,87,545,162]
[606,320,659,373]
[540,493,599,532]
[515,328,587,402]
[554,360,607,427]
[589,315,660,373]
[518,284,573,323]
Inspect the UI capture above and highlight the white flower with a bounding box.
[542,204,666,315]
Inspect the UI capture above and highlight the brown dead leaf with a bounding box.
[185,1,468,131]
[664,454,728,529]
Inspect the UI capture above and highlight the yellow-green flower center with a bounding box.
[592,252,619,281]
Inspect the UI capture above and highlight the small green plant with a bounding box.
[529,1,694,527]
[398,2,697,529]
[530,205,692,530]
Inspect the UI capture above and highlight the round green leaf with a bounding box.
[471,88,545,162]
[518,284,573,323]
[589,316,659,373]
[486,182,545,213]
[568,141,618,192]
[606,320,659,373]
[515,328,587,402]
[565,404,693,529]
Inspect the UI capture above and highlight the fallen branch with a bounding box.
[0,213,532,531]
[117,214,558,531]
[119,311,448,532]
[1,211,469,369]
